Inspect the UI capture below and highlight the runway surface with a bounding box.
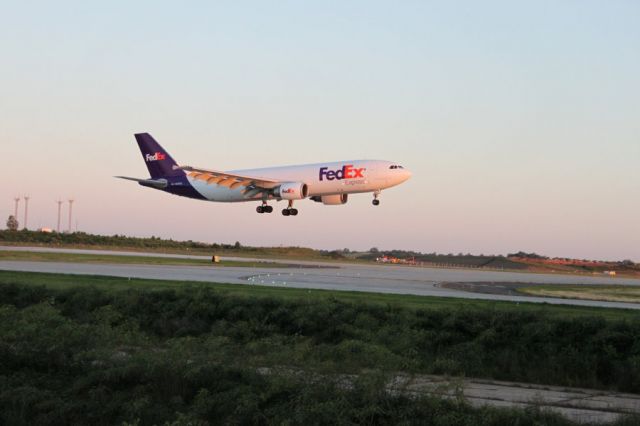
[2,246,640,310]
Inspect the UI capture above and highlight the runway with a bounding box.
[2,246,640,310]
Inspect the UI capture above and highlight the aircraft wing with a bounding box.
[178,165,281,197]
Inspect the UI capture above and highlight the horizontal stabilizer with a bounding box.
[114,176,168,189]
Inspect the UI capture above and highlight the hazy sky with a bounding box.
[1,1,638,260]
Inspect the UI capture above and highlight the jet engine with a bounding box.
[275,182,308,200]
[310,194,348,205]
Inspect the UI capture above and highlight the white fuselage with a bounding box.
[190,160,411,202]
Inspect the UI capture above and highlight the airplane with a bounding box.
[116,133,411,216]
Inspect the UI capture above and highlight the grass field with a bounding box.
[0,250,284,268]
[519,285,640,303]
[0,269,637,320]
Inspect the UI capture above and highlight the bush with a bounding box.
[2,282,640,424]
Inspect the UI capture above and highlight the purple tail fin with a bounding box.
[135,133,184,179]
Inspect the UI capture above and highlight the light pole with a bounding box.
[57,200,63,232]
[68,199,74,233]
[23,196,30,230]
[13,197,20,220]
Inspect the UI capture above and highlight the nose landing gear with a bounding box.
[372,190,381,206]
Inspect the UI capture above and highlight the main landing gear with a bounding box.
[256,202,273,214]
[372,190,381,206]
[256,201,298,216]
[282,200,298,216]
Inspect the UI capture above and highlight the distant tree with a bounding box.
[234,241,242,249]
[370,247,379,253]
[342,248,350,254]
[328,250,345,259]
[507,251,548,260]
[6,215,18,231]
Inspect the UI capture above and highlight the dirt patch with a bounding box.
[440,282,530,296]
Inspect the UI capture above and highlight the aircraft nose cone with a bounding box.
[404,169,412,181]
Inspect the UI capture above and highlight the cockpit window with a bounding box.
[389,165,404,169]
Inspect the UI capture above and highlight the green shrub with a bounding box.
[2,282,640,424]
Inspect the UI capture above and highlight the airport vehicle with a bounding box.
[117,133,411,216]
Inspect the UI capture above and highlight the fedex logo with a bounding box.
[145,152,166,162]
[282,188,296,194]
[319,165,365,181]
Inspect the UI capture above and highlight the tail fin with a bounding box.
[135,133,183,179]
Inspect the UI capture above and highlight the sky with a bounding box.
[1,1,638,260]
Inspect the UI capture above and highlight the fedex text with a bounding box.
[146,152,166,162]
[319,165,365,181]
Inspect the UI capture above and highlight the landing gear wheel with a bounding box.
[372,190,381,206]
[290,208,298,216]
[256,206,264,213]
[282,209,290,216]
[264,205,273,213]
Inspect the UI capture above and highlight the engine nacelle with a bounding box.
[276,182,308,200]
[310,194,348,205]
